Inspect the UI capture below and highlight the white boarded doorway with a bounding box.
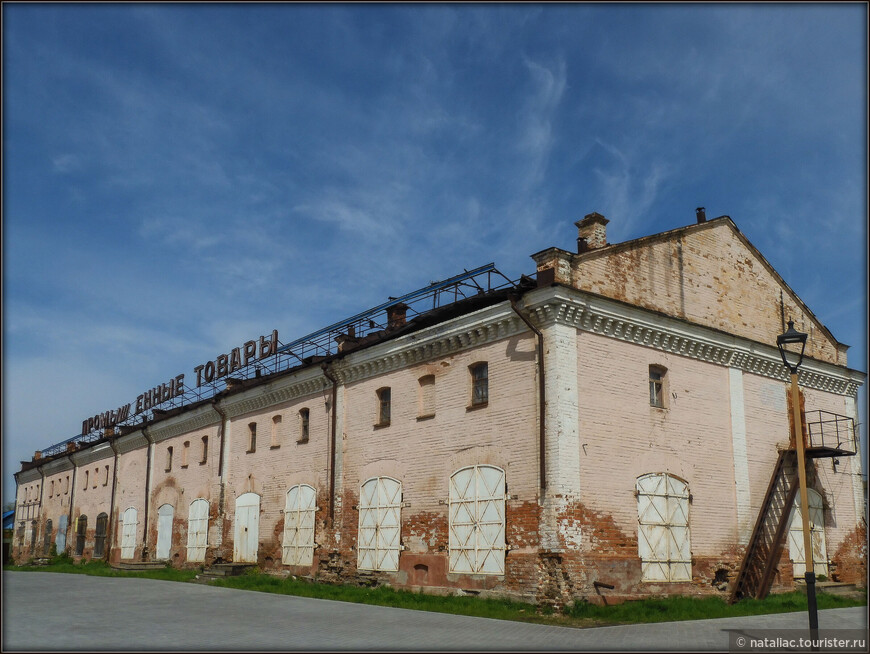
[187,499,209,563]
[234,493,260,563]
[156,504,174,560]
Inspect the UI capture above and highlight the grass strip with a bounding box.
[6,559,865,628]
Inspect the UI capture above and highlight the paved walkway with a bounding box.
[2,572,867,651]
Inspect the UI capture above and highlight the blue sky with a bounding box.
[3,4,867,504]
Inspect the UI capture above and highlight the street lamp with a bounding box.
[777,319,818,638]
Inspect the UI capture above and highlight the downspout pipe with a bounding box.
[509,294,547,493]
[37,465,46,554]
[212,400,229,516]
[107,437,121,561]
[142,425,154,561]
[321,363,339,524]
[67,459,77,556]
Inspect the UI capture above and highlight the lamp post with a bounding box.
[777,319,818,638]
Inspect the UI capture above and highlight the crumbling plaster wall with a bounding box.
[569,223,843,366]
[336,332,540,596]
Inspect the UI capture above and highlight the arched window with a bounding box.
[56,515,68,553]
[94,513,108,558]
[636,473,691,581]
[448,465,505,574]
[121,508,137,560]
[282,485,316,566]
[75,515,88,556]
[44,519,53,555]
[187,499,209,563]
[358,477,402,572]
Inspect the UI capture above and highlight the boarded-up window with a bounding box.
[94,513,108,558]
[187,499,209,563]
[75,515,87,556]
[357,477,402,572]
[282,485,316,566]
[121,508,137,560]
[56,515,68,553]
[448,465,505,575]
[788,488,829,578]
[636,473,691,582]
[418,375,435,418]
[156,504,174,560]
[270,415,282,448]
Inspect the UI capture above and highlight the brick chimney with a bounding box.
[575,212,609,251]
[386,303,409,329]
[696,207,706,223]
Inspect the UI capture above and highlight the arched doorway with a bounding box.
[156,504,174,560]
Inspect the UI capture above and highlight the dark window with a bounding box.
[377,388,391,426]
[649,366,666,408]
[94,513,108,558]
[248,422,257,453]
[75,515,87,556]
[29,521,37,555]
[104,465,110,486]
[165,447,173,472]
[44,519,53,556]
[299,409,310,442]
[200,436,208,464]
[471,363,489,406]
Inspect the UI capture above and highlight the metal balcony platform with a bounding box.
[803,410,856,459]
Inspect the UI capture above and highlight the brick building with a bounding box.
[12,212,866,605]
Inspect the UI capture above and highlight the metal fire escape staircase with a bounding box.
[729,410,857,603]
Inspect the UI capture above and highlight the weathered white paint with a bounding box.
[186,499,209,563]
[357,477,401,572]
[120,507,137,560]
[156,504,174,560]
[728,368,752,543]
[844,396,866,524]
[448,465,505,575]
[788,488,829,577]
[56,514,68,553]
[282,485,316,566]
[637,473,691,582]
[233,492,260,563]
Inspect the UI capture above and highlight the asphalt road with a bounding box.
[2,572,867,651]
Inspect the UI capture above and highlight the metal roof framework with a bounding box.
[38,263,518,459]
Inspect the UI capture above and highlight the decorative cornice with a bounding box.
[149,404,221,443]
[42,457,75,475]
[70,442,114,466]
[332,304,526,385]
[521,286,865,397]
[115,431,149,455]
[220,366,331,419]
[17,468,41,484]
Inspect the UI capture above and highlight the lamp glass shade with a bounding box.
[777,320,807,372]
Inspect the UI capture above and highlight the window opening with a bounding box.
[181,441,190,468]
[247,422,257,453]
[471,363,489,406]
[165,447,173,472]
[200,436,208,464]
[75,515,87,556]
[94,513,108,558]
[649,366,666,408]
[299,409,310,443]
[376,388,391,426]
